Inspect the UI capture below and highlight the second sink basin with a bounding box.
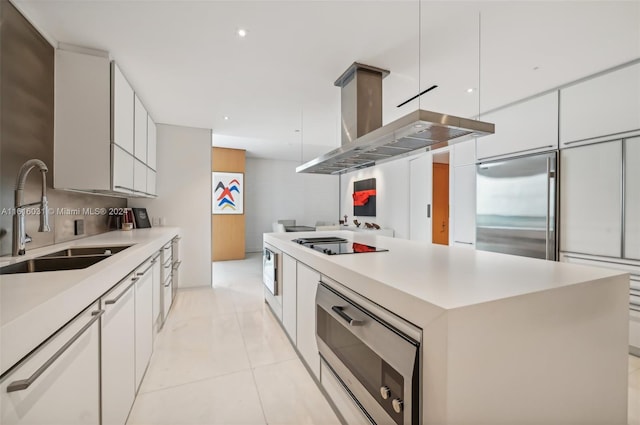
[39,245,132,258]
[0,256,110,275]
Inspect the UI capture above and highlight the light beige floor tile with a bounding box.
[630,355,640,374]
[128,369,266,425]
[140,315,251,393]
[165,287,237,322]
[253,358,341,425]
[237,308,297,367]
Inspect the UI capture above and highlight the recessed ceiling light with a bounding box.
[223,116,230,121]
[466,88,475,93]
[237,28,247,38]
[414,124,425,128]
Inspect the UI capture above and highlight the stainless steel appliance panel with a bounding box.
[316,283,419,425]
[263,248,277,296]
[476,151,557,260]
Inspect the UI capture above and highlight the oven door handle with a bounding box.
[331,306,362,326]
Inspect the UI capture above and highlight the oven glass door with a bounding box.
[262,248,277,295]
[316,284,419,425]
[317,308,405,424]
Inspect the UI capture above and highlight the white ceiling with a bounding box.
[14,0,640,162]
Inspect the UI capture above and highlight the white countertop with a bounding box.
[265,230,627,315]
[0,227,179,375]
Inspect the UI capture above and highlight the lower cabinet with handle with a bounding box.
[101,273,137,425]
[0,302,102,425]
[135,257,155,390]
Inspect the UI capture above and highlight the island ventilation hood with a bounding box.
[296,62,495,175]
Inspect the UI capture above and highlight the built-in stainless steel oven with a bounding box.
[316,282,421,425]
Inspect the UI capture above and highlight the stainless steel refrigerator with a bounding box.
[476,151,557,260]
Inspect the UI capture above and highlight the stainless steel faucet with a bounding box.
[13,159,51,256]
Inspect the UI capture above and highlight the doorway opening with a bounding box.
[432,151,450,245]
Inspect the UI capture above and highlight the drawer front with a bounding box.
[1,303,101,425]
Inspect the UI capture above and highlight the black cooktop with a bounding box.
[292,237,389,255]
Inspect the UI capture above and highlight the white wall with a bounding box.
[339,158,415,239]
[130,124,211,288]
[245,158,339,252]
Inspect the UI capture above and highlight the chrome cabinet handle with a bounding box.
[114,185,135,192]
[454,241,473,245]
[331,306,362,326]
[104,279,137,305]
[7,310,104,393]
[136,262,154,276]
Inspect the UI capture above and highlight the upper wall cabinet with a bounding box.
[453,140,476,167]
[476,92,559,161]
[134,95,148,163]
[147,117,157,170]
[560,62,640,147]
[54,49,157,197]
[112,65,134,155]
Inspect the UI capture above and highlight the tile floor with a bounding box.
[127,253,640,425]
[126,253,341,425]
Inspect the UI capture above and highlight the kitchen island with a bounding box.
[264,230,630,425]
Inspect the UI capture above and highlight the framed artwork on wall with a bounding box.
[353,178,376,217]
[213,172,244,214]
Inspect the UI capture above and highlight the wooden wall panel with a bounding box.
[212,147,246,172]
[212,147,246,261]
[212,215,245,261]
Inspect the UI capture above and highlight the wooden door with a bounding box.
[432,163,449,245]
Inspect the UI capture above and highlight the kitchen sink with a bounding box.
[38,245,132,258]
[0,255,111,275]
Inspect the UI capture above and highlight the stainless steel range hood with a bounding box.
[296,63,495,175]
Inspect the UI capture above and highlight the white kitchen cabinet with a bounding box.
[476,92,559,160]
[296,262,320,379]
[113,144,135,194]
[0,303,101,425]
[101,274,136,425]
[134,159,147,194]
[559,252,640,353]
[147,168,157,197]
[134,95,148,163]
[162,248,173,321]
[453,139,476,167]
[113,63,135,154]
[147,117,157,170]
[452,164,476,246]
[409,152,432,242]
[560,140,622,257]
[54,49,111,192]
[134,258,154,390]
[560,62,640,146]
[54,48,156,198]
[151,252,162,335]
[625,137,640,260]
[282,254,297,344]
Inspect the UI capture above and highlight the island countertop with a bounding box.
[264,230,627,312]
